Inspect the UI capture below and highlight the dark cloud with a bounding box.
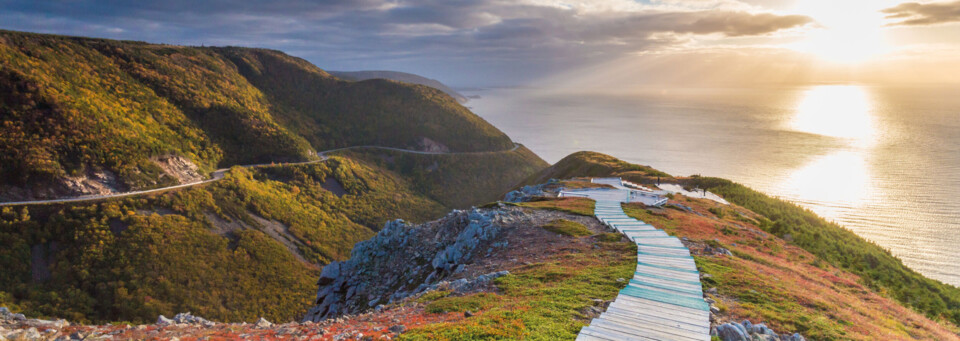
[0,0,813,85]
[883,0,960,26]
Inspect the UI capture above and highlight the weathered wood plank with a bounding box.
[599,309,711,335]
[590,318,708,341]
[604,305,711,329]
[578,182,711,340]
[620,286,711,311]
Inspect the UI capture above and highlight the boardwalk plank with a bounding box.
[577,179,710,340]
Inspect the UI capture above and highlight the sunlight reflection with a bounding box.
[783,151,872,220]
[790,85,876,147]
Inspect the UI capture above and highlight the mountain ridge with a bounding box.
[0,30,519,201]
[328,70,468,103]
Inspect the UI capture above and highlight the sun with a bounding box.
[788,0,895,63]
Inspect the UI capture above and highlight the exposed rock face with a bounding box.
[303,207,522,322]
[151,154,204,184]
[713,320,806,341]
[502,183,551,203]
[58,169,122,196]
[156,312,216,327]
[415,137,450,153]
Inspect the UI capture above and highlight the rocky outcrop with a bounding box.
[416,137,451,153]
[151,154,204,184]
[503,182,553,202]
[713,320,806,341]
[156,312,216,327]
[303,207,523,322]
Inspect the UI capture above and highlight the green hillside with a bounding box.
[0,155,451,323]
[526,150,960,327]
[0,30,516,200]
[340,145,548,208]
[518,151,671,187]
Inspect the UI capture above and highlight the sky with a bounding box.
[2,0,960,87]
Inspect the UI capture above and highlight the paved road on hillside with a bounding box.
[0,143,521,207]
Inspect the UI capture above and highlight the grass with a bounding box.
[542,219,592,237]
[622,203,681,234]
[515,198,595,216]
[689,176,960,326]
[402,241,636,340]
[519,151,672,188]
[596,232,622,243]
[622,188,960,340]
[426,293,501,314]
[696,256,848,340]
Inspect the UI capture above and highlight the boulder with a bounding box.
[255,317,273,328]
[171,312,215,327]
[156,315,175,325]
[716,324,749,341]
[317,263,342,285]
[304,208,513,322]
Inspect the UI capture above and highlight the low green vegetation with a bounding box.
[708,206,725,218]
[520,151,670,187]
[596,232,623,243]
[690,177,960,324]
[425,293,500,314]
[696,256,848,340]
[402,242,636,340]
[542,219,592,237]
[0,156,448,323]
[340,147,547,208]
[514,197,596,216]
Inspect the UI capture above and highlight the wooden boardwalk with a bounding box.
[573,178,711,341]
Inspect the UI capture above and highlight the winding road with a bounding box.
[0,143,522,207]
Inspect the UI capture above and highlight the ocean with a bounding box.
[465,84,960,287]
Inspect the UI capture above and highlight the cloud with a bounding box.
[0,0,813,84]
[883,0,960,26]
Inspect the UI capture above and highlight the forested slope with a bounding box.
[0,30,517,201]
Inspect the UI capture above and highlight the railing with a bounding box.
[558,191,590,198]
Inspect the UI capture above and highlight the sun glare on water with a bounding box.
[781,85,878,219]
[789,0,895,63]
[791,85,876,146]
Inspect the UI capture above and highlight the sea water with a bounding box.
[466,84,960,287]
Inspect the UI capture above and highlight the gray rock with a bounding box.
[732,322,749,338]
[255,317,273,328]
[716,324,749,341]
[706,287,719,295]
[171,312,215,327]
[789,333,806,341]
[752,334,778,341]
[464,311,474,317]
[304,208,513,322]
[388,325,406,334]
[156,315,175,325]
[318,263,342,285]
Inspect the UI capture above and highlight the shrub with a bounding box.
[542,219,592,237]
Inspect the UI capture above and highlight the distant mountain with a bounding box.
[0,30,548,324]
[329,70,468,103]
[0,30,519,200]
